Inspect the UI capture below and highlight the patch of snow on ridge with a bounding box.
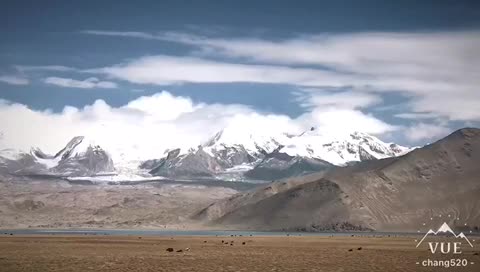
[224,163,255,172]
[30,153,61,168]
[67,174,166,184]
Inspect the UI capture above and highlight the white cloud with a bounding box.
[84,30,480,122]
[299,107,397,136]
[404,123,451,142]
[394,112,439,120]
[0,74,29,85]
[296,90,382,110]
[91,55,358,86]
[82,30,160,40]
[2,30,469,152]
[124,91,200,120]
[15,65,77,72]
[293,90,391,135]
[44,77,118,89]
[0,92,397,164]
[151,31,479,81]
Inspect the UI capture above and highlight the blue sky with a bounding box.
[1,0,480,152]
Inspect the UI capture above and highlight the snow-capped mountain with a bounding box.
[202,129,287,167]
[143,127,412,180]
[279,128,410,165]
[143,147,224,178]
[0,127,411,181]
[202,126,410,167]
[0,136,114,177]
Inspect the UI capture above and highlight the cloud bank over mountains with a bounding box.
[2,30,478,150]
[0,90,398,162]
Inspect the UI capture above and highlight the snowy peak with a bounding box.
[202,128,284,156]
[201,128,286,168]
[54,136,85,160]
[349,132,409,156]
[30,136,107,169]
[203,130,224,148]
[279,129,411,166]
[0,136,115,177]
[190,128,410,168]
[143,127,411,181]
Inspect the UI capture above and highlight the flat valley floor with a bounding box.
[0,235,479,272]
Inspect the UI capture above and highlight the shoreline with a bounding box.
[0,228,440,237]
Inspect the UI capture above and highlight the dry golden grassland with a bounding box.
[0,235,479,272]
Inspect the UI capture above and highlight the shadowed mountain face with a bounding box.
[195,128,480,232]
[244,149,333,181]
[147,148,224,178]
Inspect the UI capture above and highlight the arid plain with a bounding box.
[0,235,479,272]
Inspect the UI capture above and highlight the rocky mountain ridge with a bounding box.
[0,127,411,181]
[141,127,411,181]
[194,128,480,232]
[0,136,114,177]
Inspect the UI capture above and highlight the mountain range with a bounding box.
[0,136,114,178]
[139,127,411,181]
[1,127,479,232]
[0,127,412,181]
[194,128,480,232]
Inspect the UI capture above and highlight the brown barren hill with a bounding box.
[195,128,480,232]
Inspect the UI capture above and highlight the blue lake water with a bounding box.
[0,229,421,237]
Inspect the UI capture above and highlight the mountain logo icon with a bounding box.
[416,222,473,248]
